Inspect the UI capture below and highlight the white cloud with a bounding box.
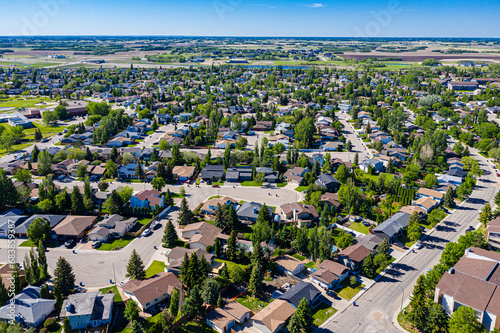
[307,3,328,8]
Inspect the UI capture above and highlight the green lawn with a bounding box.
[145,260,167,278]
[312,303,338,327]
[174,322,217,333]
[236,294,271,313]
[295,186,308,192]
[277,182,287,187]
[99,286,123,302]
[98,237,134,251]
[335,279,365,301]
[0,97,53,109]
[136,217,153,226]
[0,143,31,156]
[240,181,263,187]
[212,181,225,186]
[348,222,370,235]
[19,240,57,248]
[23,122,66,140]
[214,259,247,272]
[397,307,421,333]
[125,179,142,183]
[305,261,319,270]
[292,253,306,261]
[357,171,395,183]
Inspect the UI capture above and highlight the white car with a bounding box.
[415,241,423,249]
[142,228,152,237]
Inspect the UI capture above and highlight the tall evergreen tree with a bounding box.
[169,287,180,316]
[126,250,146,280]
[182,285,204,320]
[177,198,193,226]
[0,279,7,305]
[407,275,428,329]
[248,263,263,296]
[444,186,455,208]
[71,186,85,214]
[226,205,238,231]
[53,257,75,296]
[162,220,178,248]
[226,231,237,261]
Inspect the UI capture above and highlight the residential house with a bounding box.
[359,159,385,174]
[414,197,438,214]
[121,272,181,311]
[87,215,137,242]
[487,217,500,250]
[320,193,341,212]
[60,292,114,330]
[164,247,215,274]
[51,216,98,241]
[201,197,238,215]
[284,167,308,184]
[315,174,341,193]
[0,209,27,238]
[373,212,410,242]
[252,299,295,333]
[236,202,274,223]
[180,222,228,250]
[275,255,305,276]
[206,302,251,333]
[15,215,66,238]
[200,165,225,181]
[172,165,196,181]
[278,281,322,309]
[130,190,165,210]
[434,247,500,332]
[277,202,318,226]
[0,286,56,327]
[337,244,371,270]
[255,167,279,183]
[225,167,252,182]
[417,188,444,203]
[310,260,350,290]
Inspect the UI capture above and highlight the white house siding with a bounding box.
[206,319,223,333]
[441,294,454,316]
[310,276,329,289]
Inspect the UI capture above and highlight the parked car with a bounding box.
[212,184,219,188]
[40,138,50,143]
[142,228,152,237]
[151,220,160,229]
[415,241,423,249]
[64,239,75,248]
[466,226,475,233]
[92,241,102,249]
[496,173,500,177]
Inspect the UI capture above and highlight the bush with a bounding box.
[43,318,58,330]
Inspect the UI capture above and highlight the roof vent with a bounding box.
[66,302,74,313]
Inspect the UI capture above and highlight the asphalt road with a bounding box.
[318,148,498,333]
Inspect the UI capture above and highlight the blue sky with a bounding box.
[2,0,499,37]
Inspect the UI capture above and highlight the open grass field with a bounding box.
[0,97,53,109]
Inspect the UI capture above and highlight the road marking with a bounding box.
[377,296,385,304]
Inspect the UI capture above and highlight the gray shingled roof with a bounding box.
[15,215,67,235]
[373,212,410,238]
[0,286,56,326]
[278,281,321,308]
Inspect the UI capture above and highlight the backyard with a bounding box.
[145,260,167,278]
[236,293,271,313]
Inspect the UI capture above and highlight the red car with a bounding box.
[212,184,220,188]
[497,173,500,177]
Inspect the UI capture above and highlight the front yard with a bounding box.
[312,303,338,326]
[174,322,217,333]
[98,236,134,251]
[335,279,365,301]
